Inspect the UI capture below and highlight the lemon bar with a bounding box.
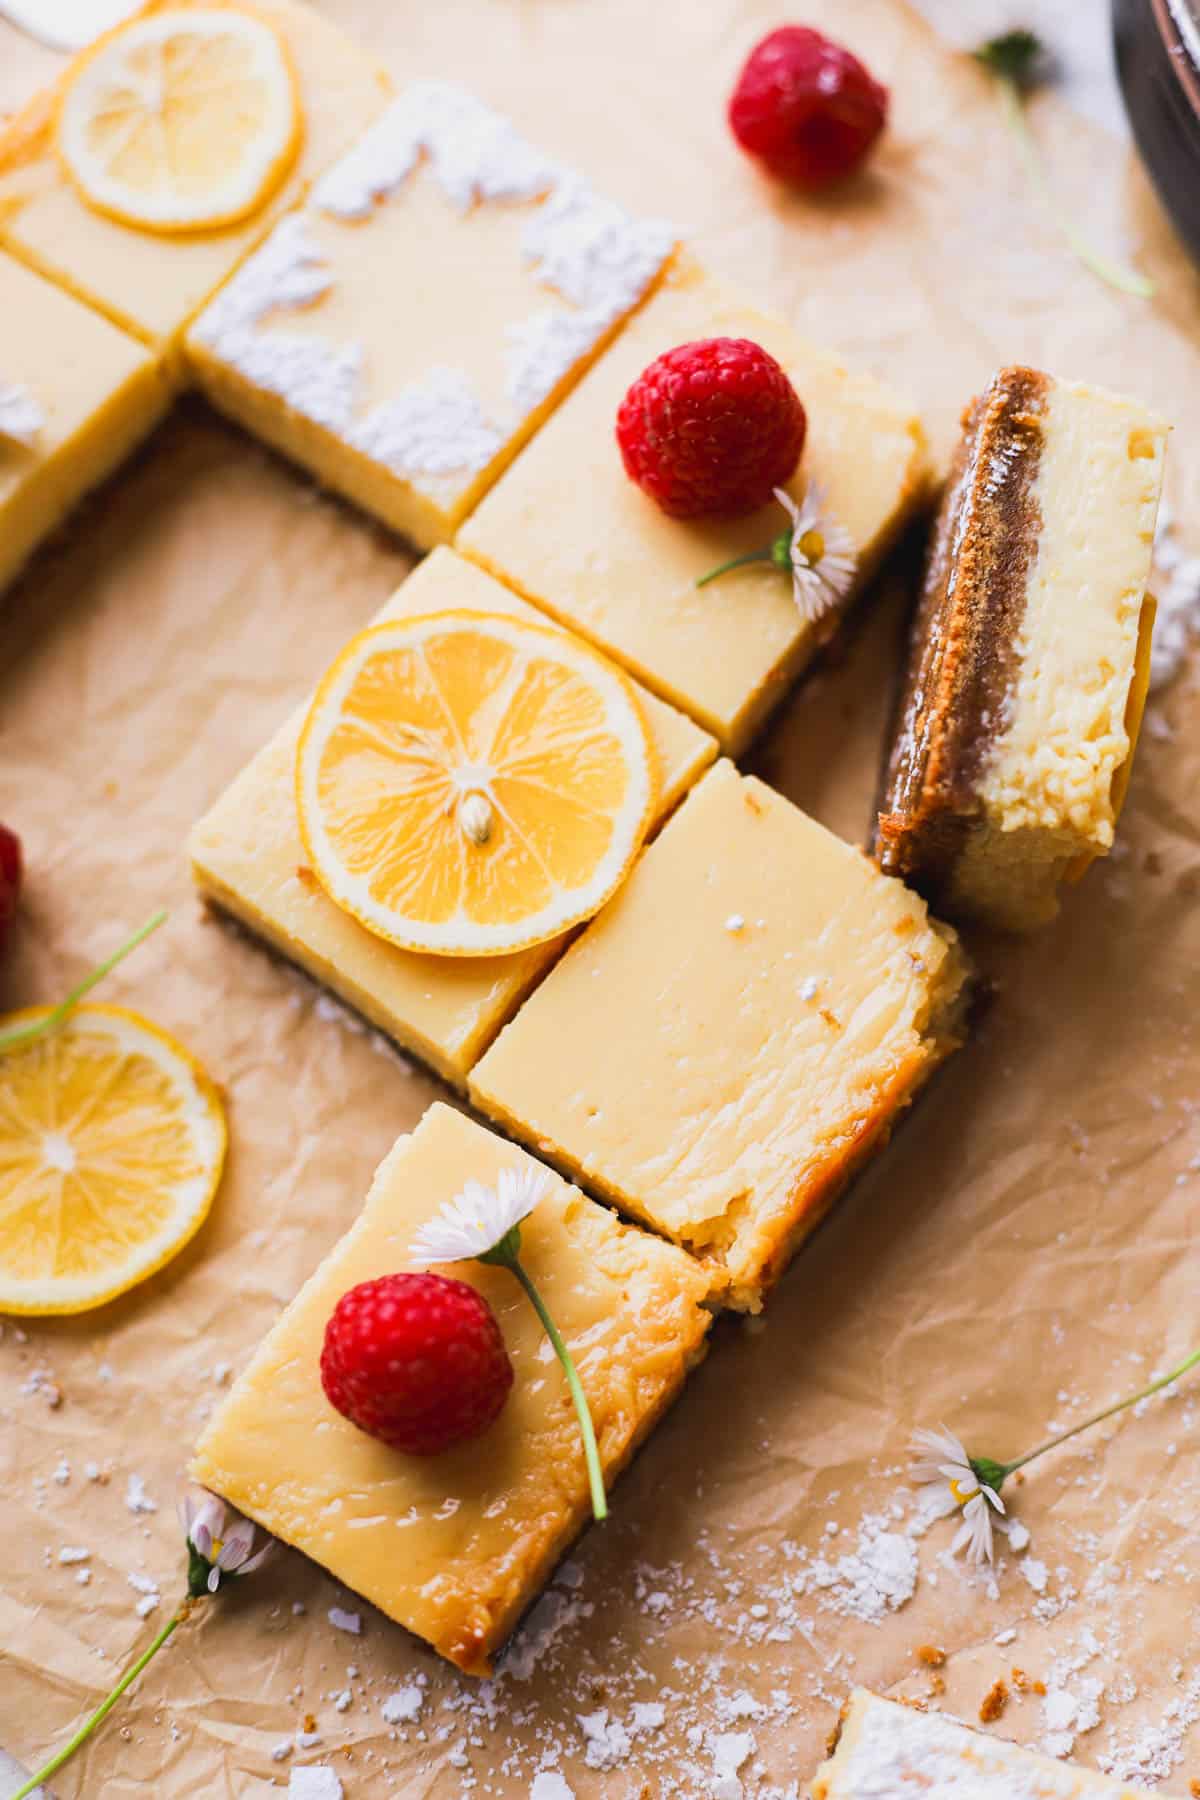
[0,252,172,593]
[813,1689,1182,1798]
[191,1101,716,1674]
[471,760,968,1310]
[458,254,931,753]
[0,0,391,352]
[876,367,1167,931]
[185,81,675,549]
[189,547,716,1085]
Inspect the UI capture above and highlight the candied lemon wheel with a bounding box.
[55,7,301,234]
[0,1004,227,1315]
[296,610,657,957]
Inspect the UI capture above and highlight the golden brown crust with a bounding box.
[875,367,1051,906]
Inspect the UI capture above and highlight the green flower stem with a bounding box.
[11,1604,186,1800]
[0,909,167,1055]
[995,1345,1200,1483]
[997,77,1154,301]
[696,532,791,591]
[505,1254,608,1523]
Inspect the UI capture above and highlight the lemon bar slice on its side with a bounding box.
[876,366,1167,931]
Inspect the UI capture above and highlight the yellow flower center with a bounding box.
[949,1476,980,1507]
[797,527,826,566]
[210,1535,224,1558]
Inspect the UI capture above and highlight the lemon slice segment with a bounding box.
[56,7,301,234]
[0,1004,227,1315]
[296,610,657,958]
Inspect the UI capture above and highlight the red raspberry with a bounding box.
[320,1272,514,1455]
[616,337,806,518]
[728,27,888,190]
[0,824,22,957]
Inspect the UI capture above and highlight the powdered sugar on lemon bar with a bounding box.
[186,81,674,548]
[812,1689,1184,1799]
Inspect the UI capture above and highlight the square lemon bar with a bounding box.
[458,254,932,753]
[189,547,716,1086]
[191,1101,716,1674]
[813,1689,1182,1798]
[0,0,391,352]
[0,252,173,593]
[876,366,1167,931]
[185,80,675,549]
[471,760,969,1310]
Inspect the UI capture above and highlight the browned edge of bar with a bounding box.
[873,366,1050,906]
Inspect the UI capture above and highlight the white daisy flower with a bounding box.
[773,484,857,625]
[910,1424,1005,1567]
[409,1164,552,1268]
[180,1488,273,1594]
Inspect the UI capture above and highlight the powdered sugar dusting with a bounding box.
[351,366,502,478]
[0,380,45,449]
[194,81,671,490]
[827,1693,1117,1798]
[313,81,558,219]
[193,218,359,436]
[1148,496,1200,692]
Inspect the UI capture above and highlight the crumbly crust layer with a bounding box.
[875,365,1050,902]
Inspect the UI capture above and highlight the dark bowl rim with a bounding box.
[1151,0,1200,117]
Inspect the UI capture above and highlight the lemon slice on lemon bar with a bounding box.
[56,7,301,234]
[296,611,657,958]
[0,1004,226,1315]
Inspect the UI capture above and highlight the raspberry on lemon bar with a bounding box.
[0,0,391,352]
[189,548,716,1085]
[458,253,931,753]
[191,1102,716,1674]
[184,80,675,548]
[470,760,969,1310]
[0,252,172,592]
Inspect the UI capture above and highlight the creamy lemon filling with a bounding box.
[471,761,968,1310]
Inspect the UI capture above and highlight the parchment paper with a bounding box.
[3,2,1200,1794]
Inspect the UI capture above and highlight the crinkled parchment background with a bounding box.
[3,1,1200,1794]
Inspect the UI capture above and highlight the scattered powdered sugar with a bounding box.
[529,1775,575,1800]
[1148,496,1200,691]
[791,1512,918,1624]
[381,1684,425,1726]
[0,379,44,449]
[124,1473,157,1515]
[710,1729,756,1799]
[287,1769,343,1800]
[195,81,671,486]
[577,1708,630,1770]
[327,1606,362,1635]
[1098,1669,1200,1784]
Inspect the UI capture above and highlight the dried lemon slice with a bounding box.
[0,1004,227,1315]
[55,7,301,234]
[296,610,657,957]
